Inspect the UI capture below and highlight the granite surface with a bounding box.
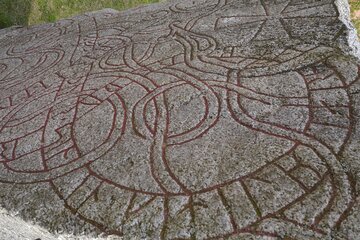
[0,0,360,239]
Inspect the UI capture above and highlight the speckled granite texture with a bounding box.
[0,0,359,239]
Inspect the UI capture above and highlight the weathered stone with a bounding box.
[0,0,359,239]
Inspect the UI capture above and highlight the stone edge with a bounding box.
[335,0,360,59]
[1,1,360,239]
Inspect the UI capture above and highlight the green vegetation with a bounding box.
[0,0,159,28]
[350,0,360,37]
[0,0,32,28]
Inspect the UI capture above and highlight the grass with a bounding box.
[350,0,360,38]
[0,0,32,28]
[0,0,160,28]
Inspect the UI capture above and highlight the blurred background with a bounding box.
[0,0,160,28]
[351,0,360,36]
[0,0,359,38]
